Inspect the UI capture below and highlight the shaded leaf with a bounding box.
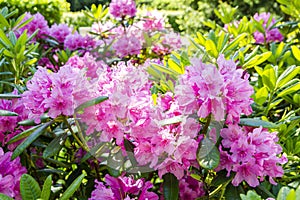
[239,118,278,128]
[41,175,52,200]
[43,133,67,158]
[59,174,85,200]
[75,96,108,113]
[163,173,179,200]
[11,121,53,160]
[0,109,18,116]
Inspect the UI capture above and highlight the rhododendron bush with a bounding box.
[0,0,300,199]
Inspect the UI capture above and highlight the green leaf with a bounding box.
[255,87,268,105]
[276,65,300,88]
[222,33,247,53]
[224,184,242,200]
[243,52,272,69]
[286,189,296,200]
[168,58,184,74]
[41,175,52,200]
[278,82,300,97]
[239,118,278,128]
[0,93,21,99]
[205,39,218,58]
[43,133,67,158]
[75,96,108,113]
[291,45,300,61]
[262,67,276,91]
[0,193,14,200]
[11,121,53,160]
[8,125,42,144]
[0,109,18,116]
[163,173,179,200]
[277,186,291,200]
[240,190,262,200]
[0,13,9,27]
[59,174,85,200]
[296,186,300,199]
[197,138,220,170]
[20,174,41,200]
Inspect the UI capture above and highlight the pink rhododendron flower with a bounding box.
[253,12,283,43]
[175,54,253,123]
[179,175,206,199]
[22,65,92,122]
[89,174,158,200]
[218,125,287,187]
[109,0,137,18]
[17,12,49,40]
[64,32,96,51]
[0,148,27,199]
[49,23,72,43]
[142,11,165,32]
[112,34,142,57]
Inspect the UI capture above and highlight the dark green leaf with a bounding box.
[197,138,220,169]
[20,174,41,200]
[43,133,67,158]
[239,118,278,128]
[8,125,42,144]
[224,184,241,200]
[41,175,52,200]
[75,96,108,113]
[11,121,53,160]
[0,109,18,116]
[59,174,85,200]
[163,173,179,200]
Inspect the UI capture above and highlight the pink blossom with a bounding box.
[112,35,142,57]
[253,12,283,44]
[89,174,158,200]
[17,12,49,40]
[49,23,72,43]
[218,125,286,187]
[0,148,27,199]
[109,0,137,18]
[64,32,96,51]
[179,175,205,199]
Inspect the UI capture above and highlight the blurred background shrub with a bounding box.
[0,0,70,24]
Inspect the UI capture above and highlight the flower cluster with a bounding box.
[109,0,137,18]
[253,12,283,44]
[49,23,72,43]
[0,90,29,150]
[17,12,49,40]
[179,175,206,199]
[0,148,27,199]
[22,65,90,123]
[217,124,287,187]
[175,54,253,123]
[89,174,158,200]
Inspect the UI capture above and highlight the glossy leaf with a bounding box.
[75,96,108,113]
[262,67,276,91]
[20,174,41,200]
[0,94,21,99]
[276,65,300,88]
[41,175,52,200]
[59,174,85,200]
[7,124,42,144]
[239,118,278,128]
[277,186,291,200]
[43,133,67,158]
[197,138,220,170]
[163,173,179,200]
[11,121,53,160]
[0,109,18,116]
[291,45,300,61]
[243,52,272,68]
[278,82,300,97]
